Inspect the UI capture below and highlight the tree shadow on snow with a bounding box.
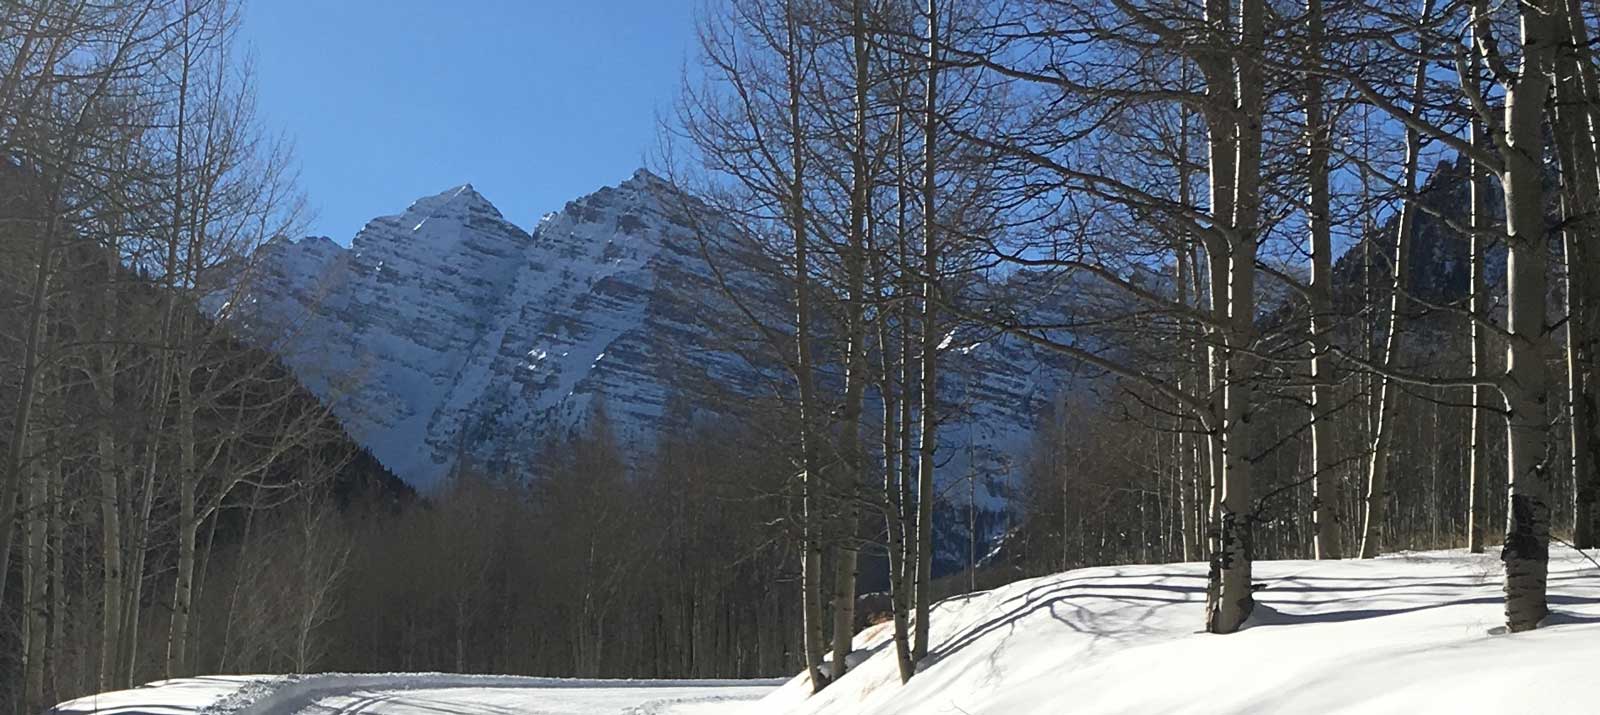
[1540,610,1600,626]
[918,563,1600,682]
[1250,594,1600,627]
[925,573,1206,669]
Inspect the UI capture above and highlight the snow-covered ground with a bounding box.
[51,548,1599,715]
[49,674,780,715]
[763,548,1600,714]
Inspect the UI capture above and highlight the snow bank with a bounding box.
[762,549,1600,714]
[49,676,279,715]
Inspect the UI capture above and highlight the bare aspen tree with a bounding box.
[161,0,202,674]
[878,98,915,684]
[826,0,877,681]
[46,441,65,697]
[1310,0,1564,628]
[1550,0,1600,550]
[874,244,915,683]
[785,1,831,687]
[675,0,835,689]
[0,5,172,697]
[912,0,940,663]
[90,200,129,688]
[22,444,51,712]
[1199,0,1268,634]
[1490,0,1559,632]
[1173,96,1211,565]
[925,0,1265,634]
[1,85,65,616]
[151,0,303,675]
[0,0,167,624]
[1466,41,1490,555]
[1303,0,1340,560]
[1359,3,1433,559]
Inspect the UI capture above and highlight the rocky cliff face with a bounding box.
[239,171,1078,569]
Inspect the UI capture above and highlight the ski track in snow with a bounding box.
[50,675,781,715]
[291,685,768,715]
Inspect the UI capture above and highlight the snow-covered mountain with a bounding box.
[237,171,1077,539]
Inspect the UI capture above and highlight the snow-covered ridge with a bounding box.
[760,548,1600,714]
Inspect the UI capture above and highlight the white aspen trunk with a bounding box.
[1173,91,1203,564]
[152,2,194,680]
[1196,6,1236,623]
[1205,0,1263,635]
[1564,252,1598,549]
[881,141,915,683]
[218,491,261,673]
[48,447,65,698]
[1174,249,1197,563]
[1553,0,1600,549]
[784,2,828,689]
[1189,243,1212,557]
[123,362,168,686]
[22,453,50,714]
[1497,0,1557,632]
[167,361,199,677]
[880,324,914,682]
[913,0,941,664]
[1304,0,1340,559]
[0,194,63,606]
[1359,15,1432,558]
[1556,134,1599,552]
[96,303,125,688]
[1467,64,1489,555]
[829,0,875,680]
[898,262,919,654]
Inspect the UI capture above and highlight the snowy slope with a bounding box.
[239,171,1079,530]
[761,549,1600,714]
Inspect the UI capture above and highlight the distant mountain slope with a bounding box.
[243,172,788,488]
[236,171,1080,548]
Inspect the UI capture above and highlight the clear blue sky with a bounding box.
[242,1,697,242]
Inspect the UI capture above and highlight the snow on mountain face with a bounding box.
[241,172,1074,523]
[246,183,534,484]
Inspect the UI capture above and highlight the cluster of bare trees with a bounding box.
[320,403,804,680]
[675,0,1600,693]
[673,0,1009,688]
[0,1,381,711]
[960,0,1600,635]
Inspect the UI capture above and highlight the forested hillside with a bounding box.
[0,3,411,711]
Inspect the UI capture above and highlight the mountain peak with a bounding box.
[625,167,666,185]
[397,183,504,226]
[623,167,682,196]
